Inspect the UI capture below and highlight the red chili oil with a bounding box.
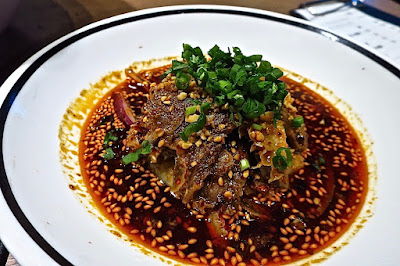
[79,67,368,265]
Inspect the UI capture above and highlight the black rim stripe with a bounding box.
[0,7,399,266]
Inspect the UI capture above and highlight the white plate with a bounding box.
[0,5,399,266]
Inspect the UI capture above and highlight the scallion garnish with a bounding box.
[312,156,326,171]
[291,116,304,127]
[190,99,202,105]
[175,71,191,90]
[179,102,211,141]
[104,132,118,146]
[242,98,266,119]
[122,140,153,165]
[185,106,197,116]
[240,159,250,171]
[272,147,293,171]
[230,112,243,126]
[140,140,152,155]
[164,44,288,124]
[102,148,115,160]
[252,123,262,130]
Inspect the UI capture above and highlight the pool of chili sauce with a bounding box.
[79,66,368,265]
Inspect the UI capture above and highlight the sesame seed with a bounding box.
[188,238,197,244]
[228,170,233,178]
[177,250,185,258]
[187,227,197,233]
[205,248,214,254]
[214,136,223,142]
[157,139,165,148]
[187,252,197,259]
[226,246,236,253]
[280,237,289,243]
[190,258,200,264]
[210,258,219,265]
[178,244,188,250]
[243,170,249,178]
[224,191,233,199]
[158,246,168,252]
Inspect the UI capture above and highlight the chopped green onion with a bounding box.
[179,116,205,141]
[179,102,211,141]
[140,140,152,155]
[185,106,197,116]
[190,99,202,105]
[161,60,188,78]
[176,71,191,90]
[164,44,289,124]
[230,112,242,126]
[215,95,225,105]
[240,159,250,171]
[199,102,211,112]
[312,163,321,171]
[242,98,266,119]
[272,147,293,171]
[122,152,140,164]
[312,156,325,171]
[218,80,232,93]
[122,141,153,165]
[292,116,304,127]
[104,132,118,146]
[102,148,115,160]
[252,123,262,130]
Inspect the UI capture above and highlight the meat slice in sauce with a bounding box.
[125,74,309,240]
[141,76,240,204]
[245,110,305,188]
[174,141,224,202]
[140,78,191,147]
[282,94,308,152]
[81,65,368,265]
[192,148,248,211]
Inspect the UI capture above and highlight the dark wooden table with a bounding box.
[0,0,399,265]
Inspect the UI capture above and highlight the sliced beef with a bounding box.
[148,148,176,187]
[206,211,229,244]
[281,97,308,152]
[192,148,247,212]
[140,79,191,148]
[129,75,310,241]
[142,77,238,206]
[174,142,224,202]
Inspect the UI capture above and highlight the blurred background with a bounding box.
[0,0,399,86]
[0,0,399,265]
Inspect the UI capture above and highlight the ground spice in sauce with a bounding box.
[79,67,368,265]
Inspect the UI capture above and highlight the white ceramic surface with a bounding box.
[0,5,399,266]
